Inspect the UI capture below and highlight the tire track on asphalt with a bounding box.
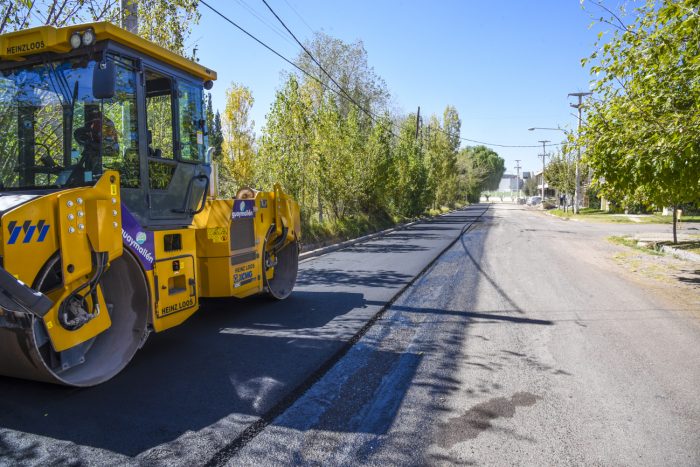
[205,205,490,466]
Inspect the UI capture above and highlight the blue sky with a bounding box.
[190,0,611,175]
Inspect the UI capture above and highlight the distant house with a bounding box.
[532,169,555,198]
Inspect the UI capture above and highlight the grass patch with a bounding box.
[608,236,663,255]
[301,213,396,247]
[549,209,700,224]
[426,205,452,216]
[300,202,466,249]
[301,204,461,250]
[641,214,700,224]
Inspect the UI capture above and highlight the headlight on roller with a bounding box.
[69,32,82,49]
[82,29,96,46]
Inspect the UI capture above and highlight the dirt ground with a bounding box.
[606,241,699,315]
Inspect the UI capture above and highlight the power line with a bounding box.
[260,0,378,126]
[281,0,315,34]
[199,1,330,91]
[260,0,559,149]
[233,0,297,47]
[200,0,556,150]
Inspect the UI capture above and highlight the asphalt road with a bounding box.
[0,206,487,466]
[2,204,698,466]
[231,204,700,466]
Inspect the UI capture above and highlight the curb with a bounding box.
[659,245,700,262]
[298,210,458,261]
[542,210,579,222]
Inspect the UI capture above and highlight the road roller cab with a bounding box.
[0,23,300,386]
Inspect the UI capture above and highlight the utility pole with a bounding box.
[415,106,421,139]
[514,159,521,201]
[568,92,592,214]
[538,140,550,204]
[121,0,138,33]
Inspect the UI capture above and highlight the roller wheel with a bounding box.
[264,237,299,300]
[0,250,150,386]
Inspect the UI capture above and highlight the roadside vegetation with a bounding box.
[608,236,664,256]
[609,235,700,257]
[207,33,505,245]
[550,209,700,224]
[2,1,506,246]
[574,0,700,243]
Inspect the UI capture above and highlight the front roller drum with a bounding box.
[0,251,149,387]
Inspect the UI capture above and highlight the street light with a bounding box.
[569,92,592,214]
[538,140,550,205]
[514,159,522,202]
[528,127,566,133]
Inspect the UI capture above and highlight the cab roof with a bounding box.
[0,21,217,81]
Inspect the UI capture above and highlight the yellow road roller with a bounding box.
[0,23,300,386]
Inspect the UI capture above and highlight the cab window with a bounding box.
[177,82,204,162]
[145,70,176,190]
[145,70,174,160]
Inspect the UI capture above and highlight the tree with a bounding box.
[0,1,200,55]
[523,176,539,197]
[363,115,395,216]
[211,111,224,161]
[295,31,389,119]
[392,114,428,217]
[204,92,223,161]
[220,82,256,192]
[457,145,505,202]
[258,75,314,208]
[579,0,700,242]
[544,149,577,202]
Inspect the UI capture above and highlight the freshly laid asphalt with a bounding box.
[0,206,487,466]
[2,204,698,466]
[233,204,700,466]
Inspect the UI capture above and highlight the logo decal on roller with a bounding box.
[6,220,50,244]
[232,200,255,219]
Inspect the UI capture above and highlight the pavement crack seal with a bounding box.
[205,206,491,467]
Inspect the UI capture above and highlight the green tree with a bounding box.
[211,110,224,161]
[295,31,389,118]
[204,92,223,161]
[258,75,314,209]
[457,145,505,202]
[544,149,577,201]
[220,82,256,191]
[392,114,428,217]
[523,176,539,197]
[363,115,395,216]
[579,0,700,242]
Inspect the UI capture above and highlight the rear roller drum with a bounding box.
[264,237,299,300]
[0,250,150,387]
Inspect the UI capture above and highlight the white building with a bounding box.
[497,174,522,192]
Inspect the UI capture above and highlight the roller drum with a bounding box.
[0,251,149,387]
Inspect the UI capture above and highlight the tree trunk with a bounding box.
[672,205,677,244]
[318,191,323,223]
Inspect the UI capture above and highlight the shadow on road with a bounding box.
[677,269,700,286]
[389,305,554,326]
[0,291,374,456]
[0,207,493,462]
[297,268,413,288]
